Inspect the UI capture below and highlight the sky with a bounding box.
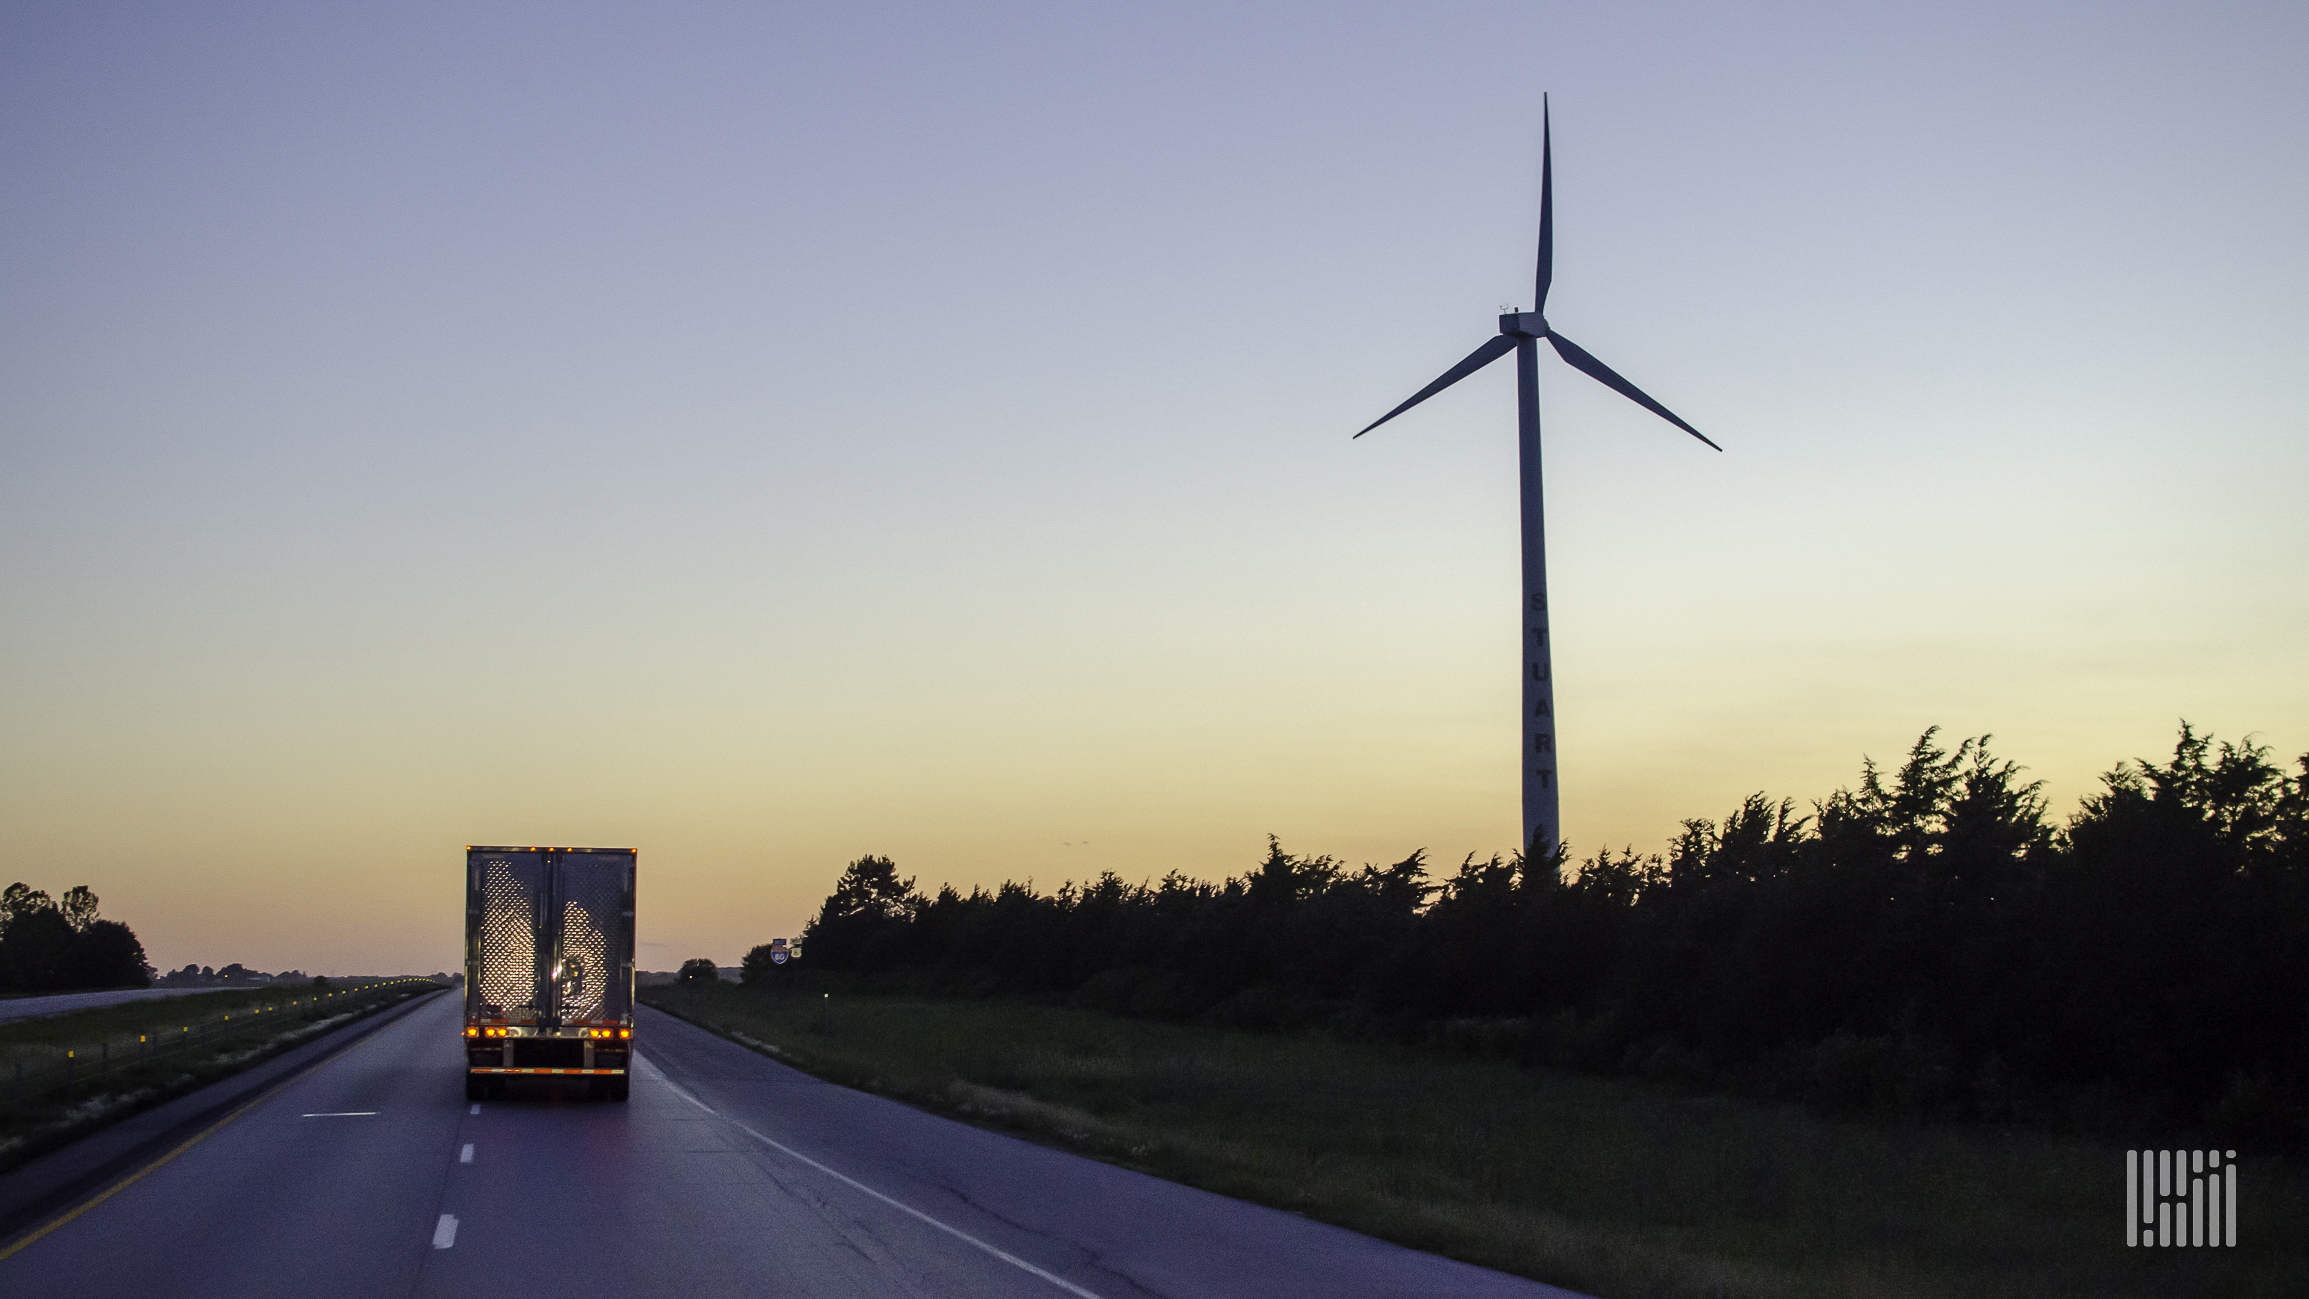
[3,1,2304,975]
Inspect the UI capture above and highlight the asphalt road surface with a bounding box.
[0,992,1586,1298]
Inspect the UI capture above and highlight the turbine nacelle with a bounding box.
[1499,312,1550,339]
[1355,97,1714,451]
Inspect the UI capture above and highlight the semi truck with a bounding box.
[463,846,636,1101]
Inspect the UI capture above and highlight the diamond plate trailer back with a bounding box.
[463,846,636,1101]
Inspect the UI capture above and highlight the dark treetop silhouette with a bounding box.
[798,724,2309,1148]
[1354,96,1718,858]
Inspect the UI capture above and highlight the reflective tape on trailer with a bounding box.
[468,1067,629,1075]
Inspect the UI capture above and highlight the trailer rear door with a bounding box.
[466,847,635,1026]
[550,849,634,1023]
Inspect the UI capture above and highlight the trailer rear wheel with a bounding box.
[609,1076,629,1102]
[465,1074,485,1102]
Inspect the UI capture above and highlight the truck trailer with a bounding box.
[464,846,636,1101]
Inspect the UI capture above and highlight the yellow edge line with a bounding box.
[0,996,406,1264]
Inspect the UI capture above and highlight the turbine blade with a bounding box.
[1535,94,1553,315]
[1547,331,1721,451]
[1353,335,1518,438]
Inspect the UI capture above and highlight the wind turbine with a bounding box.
[1354,97,1718,861]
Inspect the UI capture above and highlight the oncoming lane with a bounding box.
[0,987,224,1026]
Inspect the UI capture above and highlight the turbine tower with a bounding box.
[1354,97,1717,861]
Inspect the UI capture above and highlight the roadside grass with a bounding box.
[0,979,443,1174]
[2,986,352,1052]
[644,984,2306,1299]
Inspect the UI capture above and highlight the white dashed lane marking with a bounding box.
[459,1144,474,1164]
[432,1215,458,1249]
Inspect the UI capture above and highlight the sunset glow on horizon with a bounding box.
[4,2,2303,974]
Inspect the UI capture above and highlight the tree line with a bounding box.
[0,884,154,993]
[796,725,2308,1144]
[156,962,319,986]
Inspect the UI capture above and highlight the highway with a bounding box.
[0,991,1584,1298]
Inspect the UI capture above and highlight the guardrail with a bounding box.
[0,979,444,1121]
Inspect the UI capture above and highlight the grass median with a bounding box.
[643,982,2306,1299]
[0,979,444,1174]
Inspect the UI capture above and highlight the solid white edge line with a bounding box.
[726,1116,1113,1299]
[635,1055,1107,1299]
[432,1214,458,1249]
[460,1143,474,1164]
